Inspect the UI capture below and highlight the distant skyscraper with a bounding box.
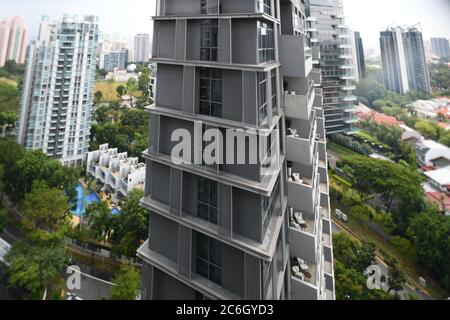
[17,15,99,166]
[0,16,28,67]
[307,0,358,134]
[380,26,431,94]
[351,31,366,82]
[431,38,450,59]
[134,33,150,63]
[101,48,129,72]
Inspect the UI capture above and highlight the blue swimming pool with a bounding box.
[73,184,101,217]
[73,184,121,217]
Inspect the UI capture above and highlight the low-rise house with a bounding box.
[424,166,450,195]
[86,144,146,202]
[411,97,450,120]
[425,192,450,216]
[399,125,423,144]
[415,139,450,168]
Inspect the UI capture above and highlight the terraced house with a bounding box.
[138,0,334,300]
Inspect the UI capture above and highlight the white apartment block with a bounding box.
[17,15,99,166]
[134,33,150,63]
[86,144,146,201]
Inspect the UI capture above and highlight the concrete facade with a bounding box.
[138,0,333,300]
[306,0,357,135]
[17,15,99,166]
[86,143,146,202]
[0,16,28,67]
[380,26,431,95]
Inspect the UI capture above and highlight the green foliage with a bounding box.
[116,85,126,98]
[340,155,425,231]
[414,120,442,140]
[429,62,450,92]
[6,241,68,299]
[0,208,8,233]
[138,66,150,96]
[390,236,417,261]
[0,78,19,114]
[333,234,393,300]
[20,181,70,242]
[5,149,79,203]
[330,134,374,155]
[408,211,450,291]
[94,90,104,105]
[90,105,149,159]
[111,189,148,257]
[85,201,113,241]
[110,264,141,300]
[355,79,409,109]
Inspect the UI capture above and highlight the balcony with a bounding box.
[344,115,359,124]
[287,166,319,216]
[279,35,313,78]
[290,257,320,300]
[285,118,317,166]
[340,85,356,91]
[343,95,358,102]
[283,81,315,121]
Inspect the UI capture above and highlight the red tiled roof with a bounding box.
[421,165,435,172]
[426,192,450,211]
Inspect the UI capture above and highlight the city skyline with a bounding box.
[0,0,449,51]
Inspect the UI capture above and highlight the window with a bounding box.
[257,72,268,125]
[257,0,271,15]
[257,21,275,63]
[271,69,278,116]
[200,20,218,61]
[197,233,222,285]
[262,179,280,236]
[262,260,273,297]
[197,177,218,225]
[201,0,221,14]
[199,68,222,117]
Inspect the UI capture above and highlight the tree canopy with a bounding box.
[110,264,141,300]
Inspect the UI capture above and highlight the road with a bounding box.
[331,219,432,300]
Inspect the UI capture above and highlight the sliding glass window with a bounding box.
[199,67,222,117]
[200,20,218,62]
[257,21,275,64]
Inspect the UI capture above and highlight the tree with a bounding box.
[111,189,148,257]
[94,90,103,105]
[116,85,126,99]
[333,234,394,300]
[0,208,7,233]
[414,120,441,140]
[408,211,450,291]
[20,181,70,242]
[138,67,150,96]
[110,264,141,300]
[85,201,112,241]
[340,156,426,232]
[385,255,406,293]
[9,150,79,203]
[6,241,68,299]
[125,78,139,107]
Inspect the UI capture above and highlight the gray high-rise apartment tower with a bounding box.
[17,15,99,166]
[137,0,334,300]
[431,37,450,59]
[351,31,366,82]
[306,0,357,135]
[380,26,431,94]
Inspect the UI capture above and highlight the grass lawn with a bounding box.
[0,78,19,113]
[94,81,142,102]
[355,129,390,149]
[327,141,361,157]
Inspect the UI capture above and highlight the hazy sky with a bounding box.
[1,0,449,50]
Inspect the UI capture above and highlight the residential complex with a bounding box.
[430,37,450,59]
[380,25,431,95]
[0,16,28,67]
[17,15,99,166]
[100,48,129,72]
[86,144,146,203]
[137,0,333,301]
[306,0,358,135]
[134,33,150,63]
[351,31,366,82]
